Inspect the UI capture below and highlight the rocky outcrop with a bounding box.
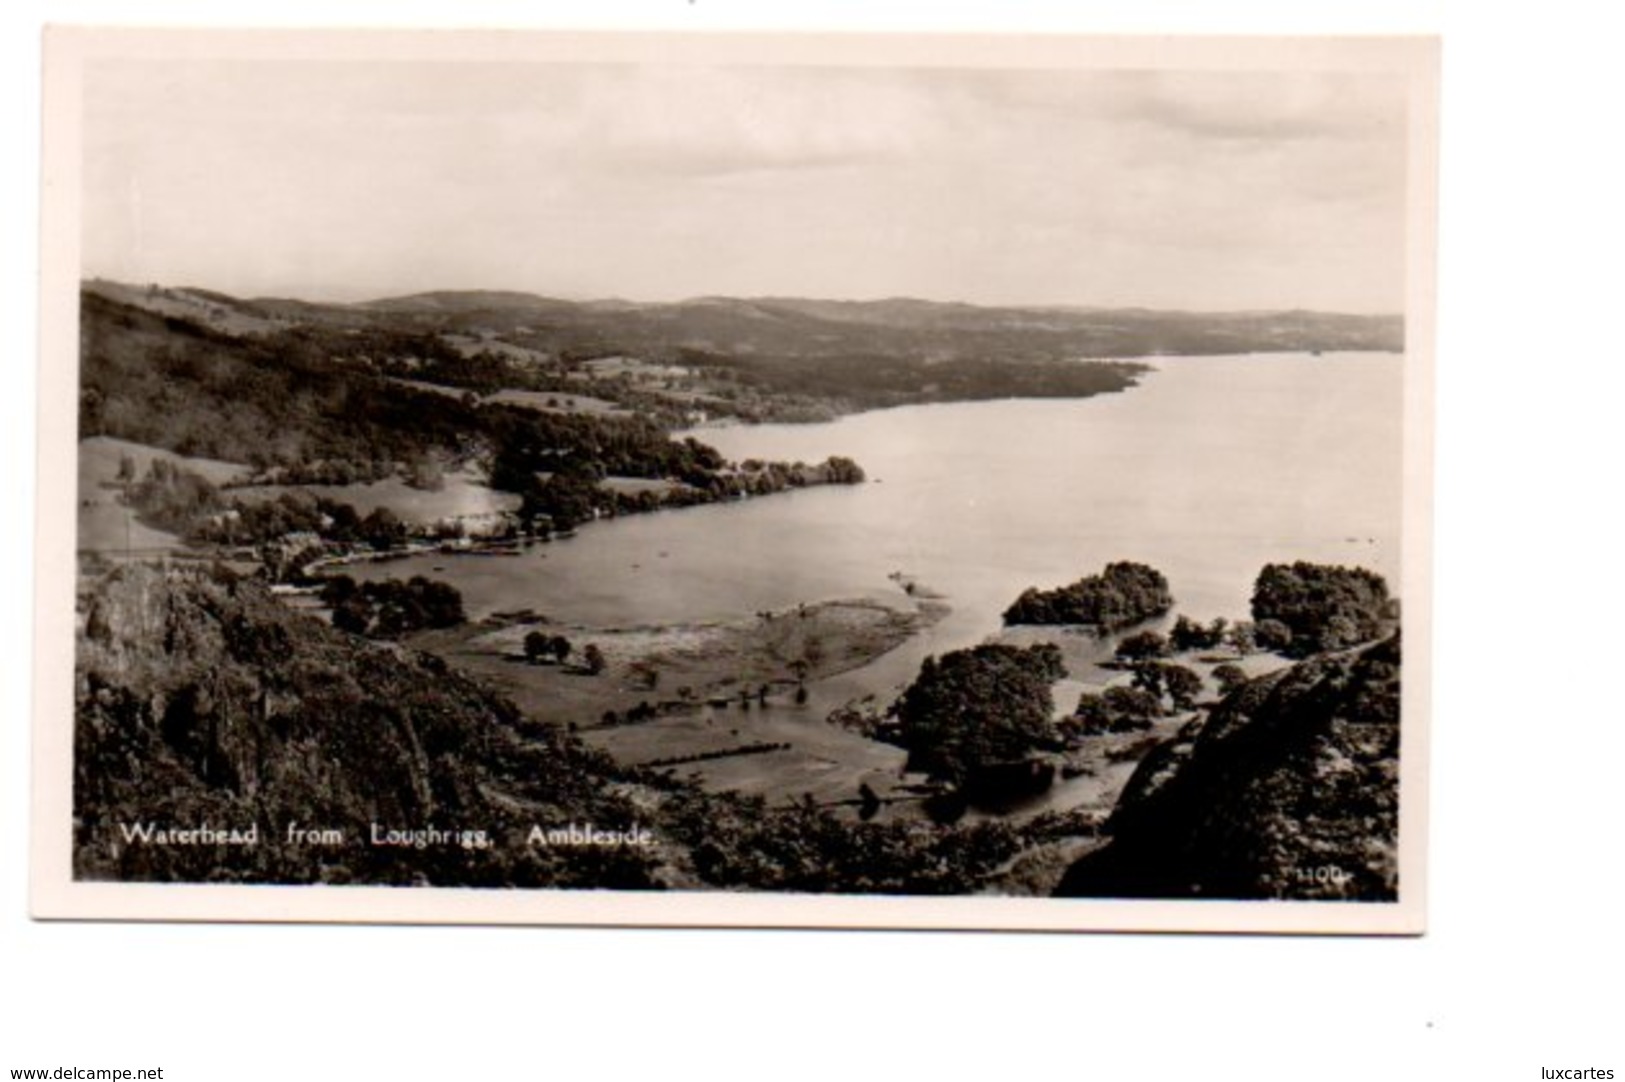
[1055,634,1401,901]
[74,563,666,887]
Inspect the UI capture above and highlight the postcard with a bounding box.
[32,28,1436,931]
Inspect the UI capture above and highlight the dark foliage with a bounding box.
[1057,635,1402,901]
[1211,663,1250,697]
[74,565,662,889]
[660,789,1024,895]
[1004,561,1173,629]
[1116,630,1169,662]
[319,575,466,638]
[1066,685,1163,736]
[75,565,1046,894]
[1250,562,1392,656]
[891,643,1065,784]
[1168,614,1228,653]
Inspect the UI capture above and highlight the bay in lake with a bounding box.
[351,351,1403,704]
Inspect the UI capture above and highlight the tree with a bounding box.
[891,643,1065,784]
[1170,615,1228,653]
[550,636,572,666]
[1168,615,1207,652]
[1070,685,1160,735]
[1117,630,1168,663]
[332,595,373,636]
[523,630,550,664]
[1103,685,1161,722]
[359,507,407,551]
[1319,614,1361,653]
[1161,663,1203,712]
[1003,561,1172,628]
[319,575,358,607]
[582,643,607,675]
[1212,663,1249,697]
[1255,618,1294,653]
[1251,562,1391,657]
[410,577,466,628]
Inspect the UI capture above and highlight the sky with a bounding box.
[81,57,1410,312]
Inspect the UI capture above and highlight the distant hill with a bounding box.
[346,289,1404,358]
[88,278,1402,359]
[83,279,286,337]
[358,290,585,316]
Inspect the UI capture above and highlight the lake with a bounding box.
[351,352,1403,710]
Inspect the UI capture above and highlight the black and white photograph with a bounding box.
[32,29,1435,931]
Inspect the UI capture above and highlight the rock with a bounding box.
[1055,634,1401,901]
[73,563,669,889]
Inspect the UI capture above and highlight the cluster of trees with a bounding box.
[81,292,483,475]
[240,458,398,487]
[484,410,728,490]
[1068,661,1205,737]
[1211,663,1250,697]
[1167,614,1231,653]
[730,456,866,491]
[645,742,791,769]
[319,575,466,639]
[1003,561,1173,629]
[1067,686,1163,735]
[517,632,604,674]
[86,294,866,535]
[522,631,573,666]
[1250,562,1393,656]
[83,292,890,567]
[277,322,465,372]
[691,349,1148,416]
[1117,618,1271,662]
[121,459,428,576]
[659,788,1027,895]
[79,558,1074,893]
[489,418,864,532]
[120,458,226,538]
[890,643,1065,785]
[396,350,521,394]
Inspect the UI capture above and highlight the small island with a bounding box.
[1001,560,1173,629]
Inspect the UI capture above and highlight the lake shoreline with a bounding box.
[404,593,952,805]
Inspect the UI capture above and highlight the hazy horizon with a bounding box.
[84,274,1405,319]
[82,58,1409,314]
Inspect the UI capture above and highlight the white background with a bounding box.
[2,3,1619,1080]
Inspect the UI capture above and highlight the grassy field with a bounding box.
[408,597,946,806]
[231,469,520,526]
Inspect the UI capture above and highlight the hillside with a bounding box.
[1055,634,1402,901]
[76,284,1152,473]
[75,563,671,887]
[73,565,1032,893]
